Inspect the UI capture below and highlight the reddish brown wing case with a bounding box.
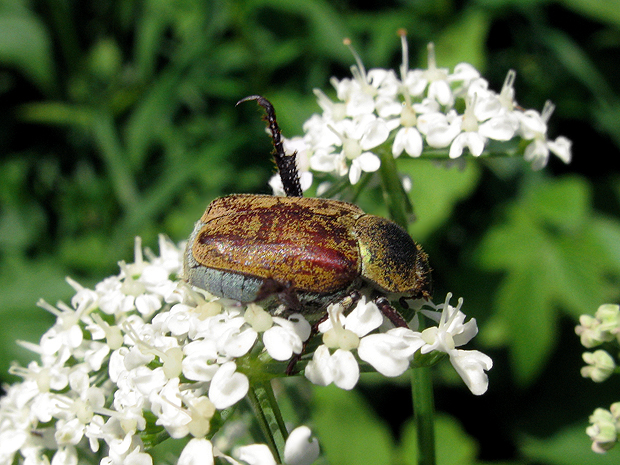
[191,194,363,293]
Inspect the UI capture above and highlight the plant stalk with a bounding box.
[246,380,288,463]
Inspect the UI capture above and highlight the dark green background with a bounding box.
[2,0,620,463]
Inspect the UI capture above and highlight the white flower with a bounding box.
[208,362,250,410]
[294,34,571,186]
[284,426,320,465]
[178,438,215,465]
[581,350,616,383]
[419,110,461,148]
[235,426,319,465]
[357,327,423,377]
[448,349,494,396]
[325,115,387,184]
[392,125,423,158]
[587,406,620,453]
[518,101,572,169]
[305,297,409,388]
[263,314,311,362]
[304,345,360,390]
[419,43,453,106]
[412,293,493,395]
[576,303,620,348]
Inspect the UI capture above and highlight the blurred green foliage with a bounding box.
[1,0,620,463]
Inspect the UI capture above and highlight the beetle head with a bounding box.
[355,215,431,300]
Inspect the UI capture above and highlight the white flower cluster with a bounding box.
[576,303,620,453]
[0,237,318,465]
[587,404,620,453]
[0,236,491,464]
[304,293,492,395]
[278,34,572,188]
[576,304,620,349]
[576,303,620,384]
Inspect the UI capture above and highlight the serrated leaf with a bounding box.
[494,264,557,385]
[553,227,616,317]
[526,175,590,230]
[478,207,546,270]
[475,175,616,385]
[591,216,620,276]
[402,159,481,241]
[311,385,394,465]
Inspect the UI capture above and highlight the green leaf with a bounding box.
[560,0,620,29]
[434,8,491,71]
[0,15,55,93]
[528,175,589,230]
[494,263,557,384]
[401,159,481,241]
[476,175,620,385]
[312,385,394,465]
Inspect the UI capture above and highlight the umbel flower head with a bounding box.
[0,236,491,464]
[577,304,620,453]
[272,32,572,191]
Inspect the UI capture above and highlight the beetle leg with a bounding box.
[375,296,409,328]
[236,95,303,198]
[254,278,302,311]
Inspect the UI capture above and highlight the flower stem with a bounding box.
[411,312,436,465]
[377,148,414,230]
[412,366,436,465]
[246,380,288,463]
[378,148,436,465]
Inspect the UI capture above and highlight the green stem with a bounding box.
[412,366,436,465]
[411,310,435,465]
[246,381,288,463]
[377,148,413,230]
[378,148,436,465]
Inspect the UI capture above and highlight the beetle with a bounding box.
[184,96,431,332]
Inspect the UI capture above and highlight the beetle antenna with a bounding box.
[237,95,303,198]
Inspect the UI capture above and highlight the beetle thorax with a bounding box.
[354,215,430,298]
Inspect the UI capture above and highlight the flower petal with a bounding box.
[331,349,360,390]
[284,426,320,465]
[356,152,381,172]
[179,439,215,465]
[357,329,419,377]
[236,444,276,465]
[304,345,334,386]
[449,349,493,395]
[208,362,249,409]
